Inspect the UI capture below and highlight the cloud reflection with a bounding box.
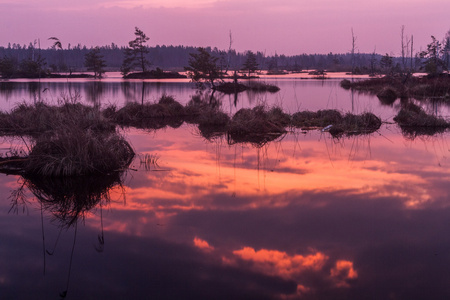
[191,236,358,296]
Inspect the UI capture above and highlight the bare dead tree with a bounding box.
[351,28,357,76]
[401,25,406,71]
[400,25,411,72]
[225,30,234,73]
[410,35,414,71]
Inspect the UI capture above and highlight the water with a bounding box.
[1,76,450,299]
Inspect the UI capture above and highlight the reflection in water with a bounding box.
[6,171,126,298]
[11,172,125,227]
[3,79,450,299]
[2,125,450,298]
[208,242,359,294]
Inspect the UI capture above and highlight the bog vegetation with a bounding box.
[0,94,384,178]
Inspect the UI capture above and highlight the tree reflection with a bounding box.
[85,81,105,105]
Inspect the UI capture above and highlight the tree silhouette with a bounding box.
[420,36,445,75]
[84,47,107,78]
[185,47,221,89]
[121,27,151,76]
[380,53,393,75]
[242,51,259,77]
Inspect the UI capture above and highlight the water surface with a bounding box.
[1,76,450,299]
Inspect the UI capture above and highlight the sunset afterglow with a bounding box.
[0,0,448,55]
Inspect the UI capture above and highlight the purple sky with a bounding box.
[0,0,449,56]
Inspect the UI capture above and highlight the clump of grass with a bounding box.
[214,81,280,94]
[291,109,381,137]
[227,106,286,146]
[214,82,248,94]
[25,126,135,177]
[394,102,449,128]
[377,87,397,104]
[0,102,115,136]
[341,75,450,100]
[340,79,352,89]
[291,109,343,128]
[158,94,185,116]
[329,112,382,137]
[267,107,291,127]
[246,81,280,93]
[184,94,230,140]
[112,95,186,130]
[393,101,450,139]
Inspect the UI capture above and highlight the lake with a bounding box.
[1,74,450,299]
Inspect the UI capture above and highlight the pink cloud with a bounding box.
[193,237,215,252]
[330,260,359,288]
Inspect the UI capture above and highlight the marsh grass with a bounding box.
[377,87,398,104]
[291,109,381,137]
[342,75,450,100]
[393,102,450,137]
[112,95,186,130]
[214,81,280,94]
[246,81,281,93]
[25,126,134,176]
[22,172,124,226]
[0,101,115,136]
[214,82,248,94]
[0,93,389,177]
[227,106,287,146]
[291,109,343,128]
[331,112,382,137]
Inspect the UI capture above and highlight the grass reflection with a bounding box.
[10,172,126,227]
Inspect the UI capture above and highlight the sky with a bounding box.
[0,0,449,56]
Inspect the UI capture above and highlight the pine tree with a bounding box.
[85,47,107,78]
[242,51,259,77]
[420,36,445,75]
[121,27,151,76]
[184,47,220,88]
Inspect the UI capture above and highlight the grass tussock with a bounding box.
[292,109,381,137]
[246,81,281,93]
[215,81,280,94]
[227,106,287,146]
[394,102,449,128]
[25,126,135,177]
[111,95,185,130]
[185,94,230,140]
[376,87,398,104]
[0,102,115,136]
[214,82,248,94]
[341,75,450,100]
[330,112,382,136]
[393,102,450,139]
[291,109,343,128]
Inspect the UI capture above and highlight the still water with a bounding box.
[1,76,450,299]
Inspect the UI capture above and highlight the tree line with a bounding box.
[1,27,449,79]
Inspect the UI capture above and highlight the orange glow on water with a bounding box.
[93,126,450,238]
